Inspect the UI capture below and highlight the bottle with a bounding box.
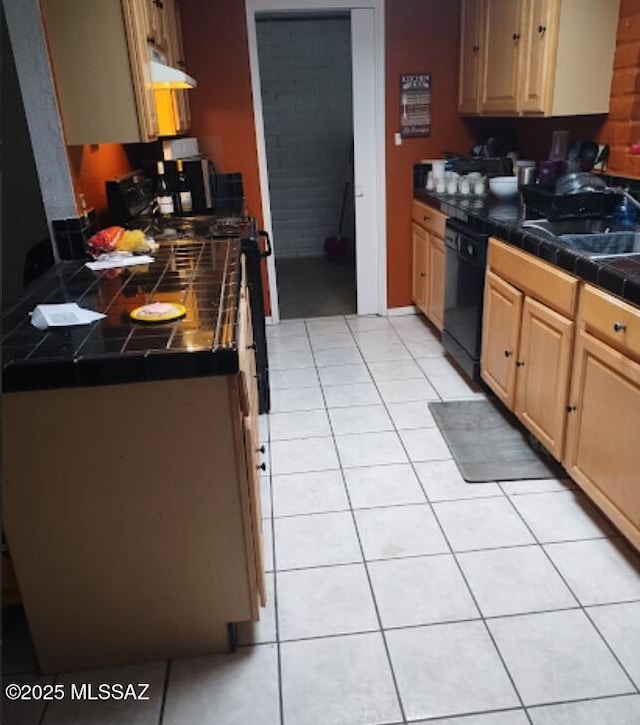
[155,161,174,216]
[176,159,193,214]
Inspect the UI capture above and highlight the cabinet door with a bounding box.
[412,223,429,315]
[519,0,559,114]
[427,235,446,331]
[459,0,484,114]
[514,296,573,460]
[481,271,523,408]
[480,0,522,114]
[564,330,640,549]
[146,0,169,51]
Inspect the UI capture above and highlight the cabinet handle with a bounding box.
[504,350,513,358]
[247,342,257,350]
[512,32,521,42]
[566,405,577,413]
[420,272,426,277]
[257,462,267,472]
[257,445,266,454]
[147,34,156,44]
[613,322,627,332]
[153,0,164,8]
[537,24,546,34]
[472,45,480,52]
[516,360,525,367]
[423,215,431,221]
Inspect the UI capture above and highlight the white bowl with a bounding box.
[489,176,519,199]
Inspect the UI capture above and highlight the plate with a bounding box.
[130,302,187,323]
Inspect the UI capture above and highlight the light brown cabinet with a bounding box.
[564,286,640,551]
[481,239,578,460]
[146,0,169,52]
[460,0,620,117]
[411,201,447,331]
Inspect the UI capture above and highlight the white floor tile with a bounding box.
[269,409,331,441]
[274,511,361,570]
[317,363,371,386]
[500,478,576,496]
[263,522,273,572]
[328,404,393,435]
[270,437,339,475]
[433,498,536,552]
[545,538,640,605]
[335,431,407,468]
[457,545,577,617]
[269,350,315,370]
[415,459,502,501]
[310,332,358,351]
[347,316,392,332]
[405,339,446,358]
[5,674,54,725]
[270,386,325,413]
[488,609,633,706]
[314,347,363,367]
[272,470,349,517]
[588,602,640,688]
[387,622,519,721]
[355,504,449,560]
[369,554,479,628]
[267,335,311,354]
[528,695,640,725]
[367,359,425,381]
[429,374,484,400]
[386,400,436,430]
[260,476,271,519]
[163,646,279,725]
[280,633,401,725]
[277,564,378,640]
[413,711,529,725]
[269,367,319,389]
[399,427,451,461]
[416,356,461,378]
[510,490,615,543]
[352,328,401,347]
[45,662,165,725]
[361,344,412,363]
[323,382,382,408]
[238,574,276,646]
[344,463,426,508]
[305,319,350,335]
[266,320,306,338]
[377,378,439,404]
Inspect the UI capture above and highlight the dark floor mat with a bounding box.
[428,399,565,482]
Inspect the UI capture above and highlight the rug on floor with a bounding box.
[428,399,565,482]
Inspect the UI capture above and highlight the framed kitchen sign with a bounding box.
[400,73,431,138]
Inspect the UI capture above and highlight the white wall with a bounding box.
[257,16,354,259]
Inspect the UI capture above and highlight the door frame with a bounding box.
[245,0,387,323]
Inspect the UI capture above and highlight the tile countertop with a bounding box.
[414,188,640,309]
[2,238,243,393]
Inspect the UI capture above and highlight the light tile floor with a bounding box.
[5,313,640,725]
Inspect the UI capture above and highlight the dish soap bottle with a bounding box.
[613,189,639,228]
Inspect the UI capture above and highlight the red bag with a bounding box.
[87,226,124,257]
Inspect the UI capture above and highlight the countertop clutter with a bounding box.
[2,238,243,392]
[414,187,640,308]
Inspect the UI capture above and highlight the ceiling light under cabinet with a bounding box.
[150,60,197,90]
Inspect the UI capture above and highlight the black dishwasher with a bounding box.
[442,219,489,383]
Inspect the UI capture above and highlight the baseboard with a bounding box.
[386,306,419,317]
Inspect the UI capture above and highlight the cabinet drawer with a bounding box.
[488,238,578,318]
[412,201,447,238]
[581,285,640,360]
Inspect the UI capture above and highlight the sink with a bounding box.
[522,218,640,257]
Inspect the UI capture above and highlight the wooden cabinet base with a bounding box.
[2,376,263,673]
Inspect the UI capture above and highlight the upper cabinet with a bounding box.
[459,0,621,117]
[42,0,192,144]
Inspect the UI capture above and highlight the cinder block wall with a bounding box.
[601,0,640,178]
[257,17,354,258]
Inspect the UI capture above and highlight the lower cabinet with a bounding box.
[427,234,446,331]
[411,201,447,331]
[412,223,429,313]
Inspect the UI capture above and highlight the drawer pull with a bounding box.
[247,342,257,350]
[257,462,267,472]
[423,215,431,222]
[516,360,525,367]
[504,350,513,358]
[566,405,577,413]
[257,445,266,454]
[420,272,426,278]
[537,24,546,34]
[613,322,627,332]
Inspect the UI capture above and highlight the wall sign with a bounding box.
[400,73,431,138]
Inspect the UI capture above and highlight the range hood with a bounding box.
[150,60,197,90]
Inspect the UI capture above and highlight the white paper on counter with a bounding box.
[30,303,106,330]
[85,254,155,271]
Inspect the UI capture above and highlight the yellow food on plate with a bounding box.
[116,229,150,253]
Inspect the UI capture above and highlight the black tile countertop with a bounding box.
[415,188,640,308]
[2,238,243,392]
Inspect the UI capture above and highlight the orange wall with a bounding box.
[386,0,473,307]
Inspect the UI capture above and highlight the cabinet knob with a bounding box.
[247,342,257,350]
[147,34,156,44]
[472,45,480,52]
[423,215,431,221]
[512,32,521,42]
[613,322,627,332]
[566,405,577,413]
[504,350,513,358]
[257,462,267,472]
[420,272,426,278]
[537,24,547,34]
[257,445,266,454]
[516,360,525,367]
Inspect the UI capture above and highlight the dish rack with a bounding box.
[521,184,622,221]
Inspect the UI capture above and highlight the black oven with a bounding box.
[442,219,489,383]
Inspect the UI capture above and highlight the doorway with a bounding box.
[246,0,387,323]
